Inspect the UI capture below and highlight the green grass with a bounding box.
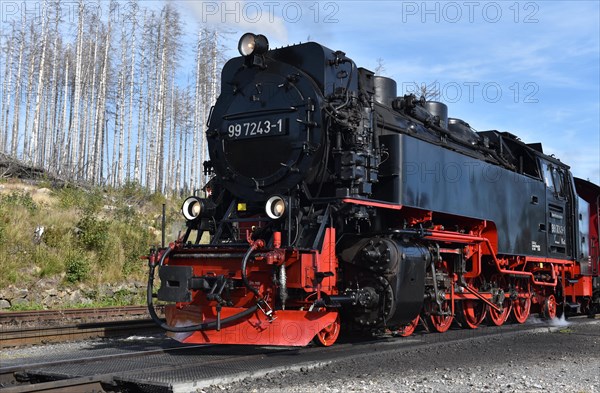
[6,302,46,311]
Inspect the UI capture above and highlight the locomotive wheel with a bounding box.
[456,300,487,329]
[542,294,557,319]
[395,315,420,337]
[456,278,487,329]
[487,274,512,326]
[425,262,454,333]
[488,303,512,326]
[313,313,341,347]
[511,280,531,324]
[427,304,453,333]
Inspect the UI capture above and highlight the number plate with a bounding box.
[224,118,288,140]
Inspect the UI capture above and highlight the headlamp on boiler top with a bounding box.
[238,33,269,57]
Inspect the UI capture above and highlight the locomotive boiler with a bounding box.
[146,33,600,346]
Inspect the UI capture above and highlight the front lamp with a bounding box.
[238,33,269,57]
[181,197,216,221]
[265,195,287,220]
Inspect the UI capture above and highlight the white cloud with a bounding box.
[182,1,289,42]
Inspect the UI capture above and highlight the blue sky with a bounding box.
[171,0,599,184]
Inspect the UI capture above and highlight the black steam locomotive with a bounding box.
[147,33,600,346]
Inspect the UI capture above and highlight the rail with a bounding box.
[0,306,164,348]
[0,305,157,324]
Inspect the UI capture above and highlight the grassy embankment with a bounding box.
[0,179,186,310]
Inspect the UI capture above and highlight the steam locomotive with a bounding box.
[146,33,600,346]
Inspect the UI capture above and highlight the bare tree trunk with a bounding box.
[69,0,85,176]
[78,29,95,182]
[167,76,176,194]
[94,16,112,184]
[10,15,27,158]
[111,101,119,186]
[206,30,219,186]
[1,22,16,153]
[183,119,188,195]
[30,0,49,166]
[175,91,184,195]
[48,2,63,172]
[10,14,26,158]
[58,46,70,174]
[145,13,159,191]
[47,37,62,172]
[85,25,99,181]
[191,30,203,193]
[126,9,137,184]
[134,11,147,184]
[114,19,128,187]
[153,22,168,193]
[41,2,60,170]
[22,20,38,163]
[39,75,50,168]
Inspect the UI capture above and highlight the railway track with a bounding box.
[0,319,160,348]
[0,306,163,348]
[0,305,156,324]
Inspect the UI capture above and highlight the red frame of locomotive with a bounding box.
[152,194,599,346]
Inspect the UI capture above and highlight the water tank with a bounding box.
[373,77,397,107]
[424,101,448,129]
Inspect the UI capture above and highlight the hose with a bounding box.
[241,243,260,297]
[146,247,258,332]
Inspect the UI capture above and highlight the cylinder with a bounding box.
[424,101,448,129]
[373,76,397,106]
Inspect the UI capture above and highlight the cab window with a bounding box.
[552,168,565,196]
[542,161,566,197]
[542,162,554,191]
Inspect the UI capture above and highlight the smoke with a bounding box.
[525,314,571,327]
[548,314,571,327]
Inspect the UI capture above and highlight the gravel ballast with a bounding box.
[203,318,599,393]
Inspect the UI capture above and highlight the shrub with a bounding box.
[56,187,104,213]
[122,227,152,275]
[149,192,167,209]
[0,192,37,213]
[76,215,109,252]
[56,187,86,209]
[84,188,105,214]
[43,225,72,248]
[121,181,147,202]
[65,251,91,283]
[34,247,64,278]
[115,205,138,224]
